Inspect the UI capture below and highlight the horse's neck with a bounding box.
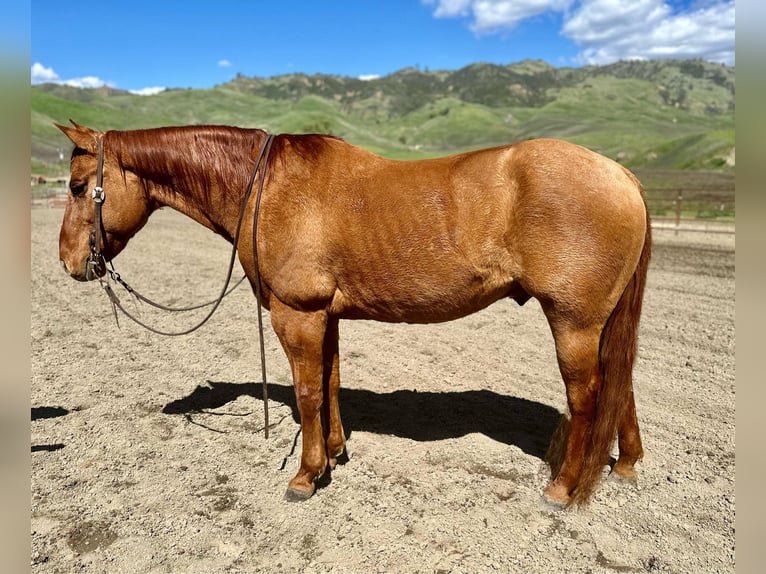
[124,129,261,242]
[151,181,237,240]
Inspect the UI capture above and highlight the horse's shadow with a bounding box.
[31,406,69,453]
[163,381,562,460]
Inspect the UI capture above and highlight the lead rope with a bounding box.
[97,133,276,436]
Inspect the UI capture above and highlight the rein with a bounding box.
[90,133,276,437]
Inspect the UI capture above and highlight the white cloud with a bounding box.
[563,0,735,65]
[563,0,669,45]
[129,87,167,96]
[427,0,473,18]
[424,0,735,65]
[62,76,112,89]
[30,62,165,94]
[358,74,381,81]
[30,62,112,88]
[426,0,573,33]
[218,59,232,67]
[470,0,573,33]
[31,62,59,83]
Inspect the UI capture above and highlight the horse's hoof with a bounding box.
[328,449,349,470]
[543,481,571,508]
[284,487,313,502]
[540,494,568,512]
[611,460,639,480]
[609,470,639,487]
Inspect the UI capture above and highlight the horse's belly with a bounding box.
[329,267,521,323]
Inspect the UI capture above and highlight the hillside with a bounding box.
[32,58,734,174]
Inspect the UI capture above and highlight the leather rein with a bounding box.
[87,132,276,437]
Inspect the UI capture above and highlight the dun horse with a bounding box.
[56,121,651,506]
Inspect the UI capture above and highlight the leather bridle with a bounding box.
[86,132,276,436]
[85,137,107,281]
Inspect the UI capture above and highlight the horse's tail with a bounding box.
[570,187,652,506]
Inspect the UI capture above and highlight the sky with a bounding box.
[30,0,735,95]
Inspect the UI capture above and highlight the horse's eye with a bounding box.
[70,182,87,197]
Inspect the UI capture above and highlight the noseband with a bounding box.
[87,132,276,437]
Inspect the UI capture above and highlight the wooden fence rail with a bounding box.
[645,188,735,235]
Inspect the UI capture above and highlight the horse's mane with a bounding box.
[104,125,265,205]
[102,126,341,208]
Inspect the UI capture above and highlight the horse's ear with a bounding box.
[54,120,102,153]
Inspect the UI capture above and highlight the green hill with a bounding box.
[32,58,734,175]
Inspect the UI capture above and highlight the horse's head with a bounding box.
[56,121,152,281]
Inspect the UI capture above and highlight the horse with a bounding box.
[56,120,651,507]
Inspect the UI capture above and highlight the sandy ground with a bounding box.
[31,208,734,573]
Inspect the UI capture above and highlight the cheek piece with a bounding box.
[85,137,107,281]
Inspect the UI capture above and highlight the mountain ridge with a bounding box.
[32,58,734,173]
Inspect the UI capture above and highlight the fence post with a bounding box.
[675,190,683,236]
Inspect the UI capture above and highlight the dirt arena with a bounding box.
[31,208,734,573]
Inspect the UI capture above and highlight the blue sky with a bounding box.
[31,1,735,95]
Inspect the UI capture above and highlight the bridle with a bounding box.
[85,137,107,281]
[86,132,276,437]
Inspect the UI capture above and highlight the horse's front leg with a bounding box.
[270,298,328,500]
[322,316,346,468]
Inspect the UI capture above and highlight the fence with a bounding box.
[645,188,735,234]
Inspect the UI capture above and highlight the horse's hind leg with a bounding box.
[613,392,643,478]
[322,316,346,468]
[543,321,603,506]
[270,298,329,500]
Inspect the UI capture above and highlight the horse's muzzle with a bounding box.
[60,258,104,282]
